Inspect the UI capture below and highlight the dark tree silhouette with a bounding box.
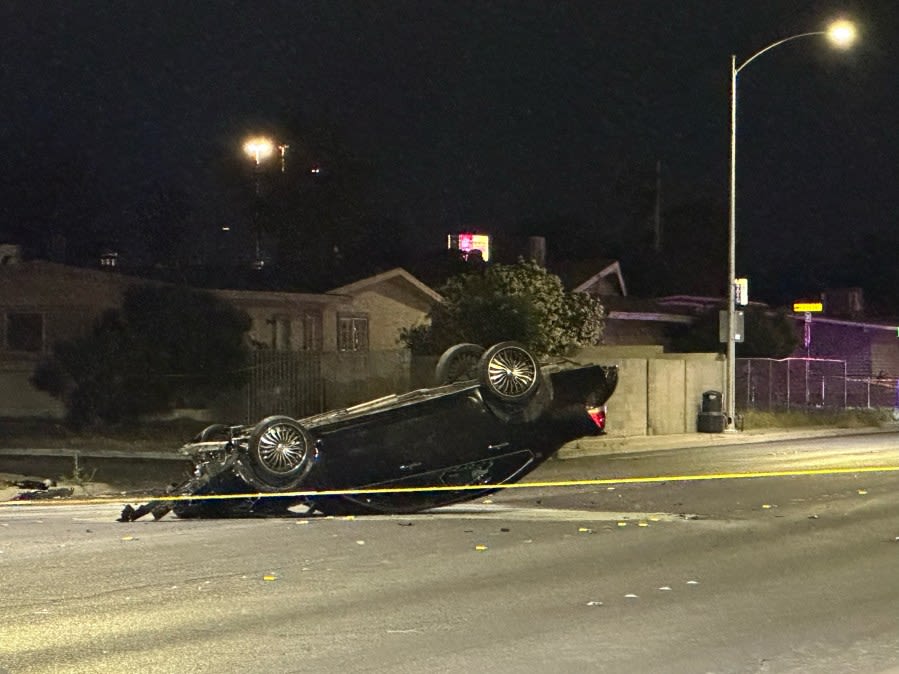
[32,285,251,427]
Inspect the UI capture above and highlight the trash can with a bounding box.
[701,390,722,414]
[698,390,725,432]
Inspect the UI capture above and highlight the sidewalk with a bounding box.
[557,424,899,460]
[1,425,896,463]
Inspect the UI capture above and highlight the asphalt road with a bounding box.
[2,432,898,674]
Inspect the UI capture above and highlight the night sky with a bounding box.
[2,1,897,307]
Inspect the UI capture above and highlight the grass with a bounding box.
[742,407,896,430]
[0,417,206,453]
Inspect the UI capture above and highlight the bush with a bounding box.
[401,259,605,356]
[32,284,252,427]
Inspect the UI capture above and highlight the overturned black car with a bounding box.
[120,342,617,520]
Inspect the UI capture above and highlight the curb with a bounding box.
[0,447,186,461]
[557,425,899,460]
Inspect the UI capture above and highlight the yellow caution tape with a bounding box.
[1,464,897,509]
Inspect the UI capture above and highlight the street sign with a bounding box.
[792,301,823,313]
[719,310,745,343]
[735,278,749,306]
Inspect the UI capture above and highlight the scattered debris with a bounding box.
[12,487,74,501]
[119,502,172,522]
[6,479,55,490]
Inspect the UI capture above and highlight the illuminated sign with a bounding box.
[734,278,749,306]
[447,232,490,261]
[792,301,823,313]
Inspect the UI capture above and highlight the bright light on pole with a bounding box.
[726,18,857,432]
[827,20,858,48]
[243,137,274,165]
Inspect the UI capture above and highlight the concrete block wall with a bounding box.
[573,346,725,437]
[647,359,686,435]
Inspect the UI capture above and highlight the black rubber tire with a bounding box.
[477,342,540,403]
[245,415,313,488]
[434,343,484,385]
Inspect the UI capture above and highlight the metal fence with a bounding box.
[737,357,899,411]
[245,351,324,422]
[241,349,415,424]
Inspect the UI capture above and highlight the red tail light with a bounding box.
[587,405,606,431]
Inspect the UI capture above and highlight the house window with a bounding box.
[6,312,44,352]
[337,314,369,352]
[302,312,323,352]
[269,314,292,351]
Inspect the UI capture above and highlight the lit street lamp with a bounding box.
[725,19,857,431]
[244,137,274,166]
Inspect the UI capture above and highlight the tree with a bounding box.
[401,259,605,357]
[669,306,799,358]
[32,285,252,426]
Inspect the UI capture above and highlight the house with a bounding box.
[553,256,698,348]
[0,255,441,418]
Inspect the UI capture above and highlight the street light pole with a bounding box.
[724,19,857,431]
[243,137,275,269]
[727,53,738,431]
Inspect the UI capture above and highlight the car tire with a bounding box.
[478,342,540,403]
[244,415,314,489]
[435,343,484,385]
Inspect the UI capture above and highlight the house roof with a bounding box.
[571,260,627,297]
[328,267,443,303]
[551,258,627,297]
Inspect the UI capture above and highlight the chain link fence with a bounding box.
[737,357,899,411]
